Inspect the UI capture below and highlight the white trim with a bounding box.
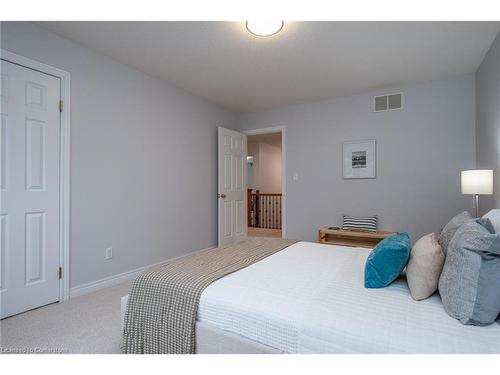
[70,246,216,298]
[0,49,71,301]
[243,126,287,238]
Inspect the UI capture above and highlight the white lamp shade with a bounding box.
[461,169,493,195]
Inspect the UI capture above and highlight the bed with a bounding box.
[121,240,500,354]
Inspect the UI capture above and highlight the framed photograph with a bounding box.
[343,140,376,179]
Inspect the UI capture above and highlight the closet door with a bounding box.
[1,59,61,318]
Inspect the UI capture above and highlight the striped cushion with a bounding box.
[342,215,378,232]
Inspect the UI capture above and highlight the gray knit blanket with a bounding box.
[123,237,297,354]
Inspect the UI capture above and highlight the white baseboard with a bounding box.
[69,246,215,298]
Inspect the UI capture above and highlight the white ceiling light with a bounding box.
[245,21,284,37]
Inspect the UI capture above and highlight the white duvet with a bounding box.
[197,241,500,353]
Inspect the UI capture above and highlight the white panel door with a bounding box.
[218,127,247,247]
[0,60,61,318]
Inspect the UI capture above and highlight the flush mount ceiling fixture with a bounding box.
[245,21,284,37]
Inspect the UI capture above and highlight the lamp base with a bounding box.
[473,194,479,218]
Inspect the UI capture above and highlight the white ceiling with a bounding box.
[38,21,499,113]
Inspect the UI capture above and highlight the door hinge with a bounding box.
[59,267,63,279]
[59,100,63,113]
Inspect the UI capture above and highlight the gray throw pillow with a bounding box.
[482,209,500,233]
[438,219,500,326]
[438,211,472,255]
[406,233,445,301]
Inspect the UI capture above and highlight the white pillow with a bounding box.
[482,209,500,233]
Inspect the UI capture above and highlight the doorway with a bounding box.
[245,127,285,238]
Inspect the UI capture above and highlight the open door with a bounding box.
[218,127,247,247]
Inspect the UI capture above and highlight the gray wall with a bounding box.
[238,76,476,242]
[1,22,237,287]
[476,31,500,210]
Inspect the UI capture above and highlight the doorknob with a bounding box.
[217,193,226,198]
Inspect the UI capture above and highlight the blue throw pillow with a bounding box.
[364,232,411,288]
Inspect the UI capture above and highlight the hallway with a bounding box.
[247,227,282,238]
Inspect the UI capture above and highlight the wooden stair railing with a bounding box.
[247,190,282,229]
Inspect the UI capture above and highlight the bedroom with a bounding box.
[1,1,499,373]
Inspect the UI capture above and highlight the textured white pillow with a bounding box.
[482,209,500,233]
[406,233,445,301]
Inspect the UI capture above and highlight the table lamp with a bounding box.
[461,169,493,218]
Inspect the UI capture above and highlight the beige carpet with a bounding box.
[0,281,132,354]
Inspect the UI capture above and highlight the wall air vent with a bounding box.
[373,93,403,112]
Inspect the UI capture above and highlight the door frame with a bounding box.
[243,126,286,238]
[1,49,71,301]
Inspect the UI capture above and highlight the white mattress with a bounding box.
[198,241,500,353]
